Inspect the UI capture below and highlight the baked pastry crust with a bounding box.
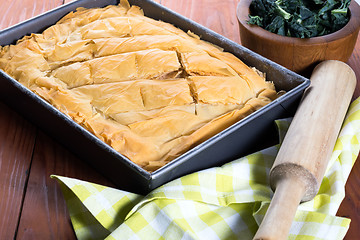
[0,0,278,171]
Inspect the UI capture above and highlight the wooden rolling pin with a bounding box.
[253,60,356,240]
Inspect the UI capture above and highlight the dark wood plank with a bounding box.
[348,36,360,99]
[16,131,114,239]
[337,155,360,239]
[0,0,64,30]
[0,103,36,240]
[0,0,64,238]
[160,0,241,43]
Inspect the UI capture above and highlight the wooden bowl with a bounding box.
[236,0,360,76]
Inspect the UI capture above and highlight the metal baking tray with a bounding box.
[0,0,310,194]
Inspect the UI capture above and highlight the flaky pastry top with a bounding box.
[0,0,278,171]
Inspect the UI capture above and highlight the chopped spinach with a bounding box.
[248,0,351,38]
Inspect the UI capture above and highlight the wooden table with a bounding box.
[0,0,359,239]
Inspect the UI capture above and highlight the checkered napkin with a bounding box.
[52,97,360,240]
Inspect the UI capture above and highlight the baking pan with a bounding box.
[0,0,310,194]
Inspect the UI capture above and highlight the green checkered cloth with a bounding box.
[52,97,360,240]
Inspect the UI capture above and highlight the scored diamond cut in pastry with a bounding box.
[0,0,278,171]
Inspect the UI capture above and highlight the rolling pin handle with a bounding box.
[252,60,356,240]
[253,177,306,240]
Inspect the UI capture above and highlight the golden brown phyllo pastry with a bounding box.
[0,0,278,171]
